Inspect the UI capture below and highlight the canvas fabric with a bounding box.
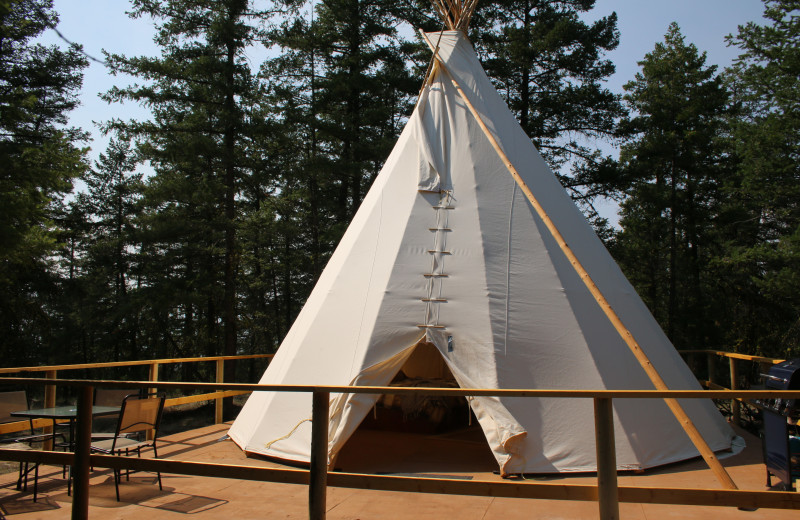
[228,31,735,473]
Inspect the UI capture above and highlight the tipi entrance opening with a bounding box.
[333,341,497,473]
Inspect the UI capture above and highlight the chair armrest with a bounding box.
[90,433,117,440]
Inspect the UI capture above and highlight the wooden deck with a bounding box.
[0,421,796,519]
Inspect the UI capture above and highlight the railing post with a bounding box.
[758,361,771,381]
[729,357,740,425]
[72,385,93,520]
[44,370,57,450]
[594,397,619,520]
[707,353,715,387]
[148,362,159,440]
[215,359,224,424]
[148,361,159,393]
[309,391,329,520]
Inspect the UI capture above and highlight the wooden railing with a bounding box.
[679,350,786,425]
[0,354,273,442]
[1,377,799,520]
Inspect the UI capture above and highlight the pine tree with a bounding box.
[67,138,144,363]
[240,0,419,346]
[469,0,625,219]
[719,0,800,357]
[0,0,88,364]
[311,0,419,222]
[613,23,728,348]
[102,0,266,373]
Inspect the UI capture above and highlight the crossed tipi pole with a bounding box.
[424,0,738,491]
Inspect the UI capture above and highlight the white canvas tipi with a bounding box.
[229,20,735,475]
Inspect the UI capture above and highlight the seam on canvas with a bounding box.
[350,191,383,378]
[504,183,516,356]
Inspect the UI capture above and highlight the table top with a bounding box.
[10,405,120,420]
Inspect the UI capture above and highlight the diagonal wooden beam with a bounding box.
[419,30,738,491]
[430,0,455,30]
[442,0,460,22]
[458,0,480,30]
[416,28,448,103]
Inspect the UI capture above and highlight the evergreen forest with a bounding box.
[1,0,798,375]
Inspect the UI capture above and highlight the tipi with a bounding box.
[229,1,735,477]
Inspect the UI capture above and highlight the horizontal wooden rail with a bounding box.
[0,354,272,436]
[164,389,248,408]
[1,377,799,399]
[0,448,797,510]
[680,349,786,427]
[0,417,71,436]
[0,353,273,374]
[0,390,251,436]
[700,381,757,400]
[2,379,800,518]
[678,349,785,365]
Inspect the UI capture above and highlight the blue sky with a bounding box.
[593,0,766,92]
[39,0,768,218]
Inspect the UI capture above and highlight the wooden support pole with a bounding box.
[148,362,159,394]
[147,362,159,441]
[594,398,620,520]
[729,358,740,426]
[71,385,93,520]
[420,30,738,491]
[707,353,716,387]
[309,391,330,520]
[215,359,225,424]
[44,370,57,451]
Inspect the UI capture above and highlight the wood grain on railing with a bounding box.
[0,354,273,435]
[0,353,273,374]
[0,391,249,435]
[679,349,785,365]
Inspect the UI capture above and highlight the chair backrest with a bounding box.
[116,393,165,437]
[0,391,28,425]
[94,388,138,407]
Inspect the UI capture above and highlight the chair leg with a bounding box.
[16,462,24,491]
[153,444,162,490]
[114,468,120,502]
[14,462,40,501]
[32,463,38,503]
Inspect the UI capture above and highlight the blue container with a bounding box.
[761,358,800,490]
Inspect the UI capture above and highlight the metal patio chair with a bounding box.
[90,388,139,440]
[0,390,66,501]
[89,392,166,501]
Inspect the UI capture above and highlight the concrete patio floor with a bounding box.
[1,421,797,519]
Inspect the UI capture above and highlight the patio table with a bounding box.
[11,405,121,450]
[11,404,122,495]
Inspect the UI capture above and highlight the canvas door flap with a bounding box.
[327,335,425,463]
[425,329,527,475]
